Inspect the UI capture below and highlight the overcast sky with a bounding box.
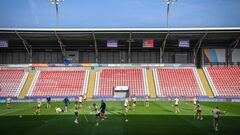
[0,0,240,28]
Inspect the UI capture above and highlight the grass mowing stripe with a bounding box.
[0,105,35,116]
[0,109,28,116]
[0,101,239,135]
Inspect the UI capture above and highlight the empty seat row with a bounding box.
[154,68,203,97]
[206,67,240,97]
[0,70,25,97]
[96,68,146,97]
[27,70,87,97]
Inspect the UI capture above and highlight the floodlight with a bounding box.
[50,0,64,5]
[49,0,64,27]
[164,0,177,5]
[164,0,177,28]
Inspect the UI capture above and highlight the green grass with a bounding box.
[0,101,240,135]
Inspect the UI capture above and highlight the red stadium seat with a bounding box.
[154,68,204,97]
[28,70,87,97]
[206,67,240,97]
[0,70,26,98]
[95,68,147,97]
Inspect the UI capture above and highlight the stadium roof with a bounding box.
[0,27,240,50]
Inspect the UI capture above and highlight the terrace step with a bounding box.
[197,69,214,98]
[18,72,35,99]
[147,69,156,98]
[86,71,96,99]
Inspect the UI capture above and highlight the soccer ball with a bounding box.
[19,115,22,118]
[125,119,128,122]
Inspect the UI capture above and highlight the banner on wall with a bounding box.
[107,39,118,47]
[0,40,8,48]
[32,64,48,67]
[204,49,226,63]
[143,39,154,48]
[0,63,196,68]
[178,39,189,47]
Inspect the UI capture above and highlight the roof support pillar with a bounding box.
[54,32,66,58]
[128,32,133,63]
[228,37,240,65]
[29,48,33,63]
[92,32,98,63]
[160,33,169,63]
[193,32,208,65]
[230,36,240,51]
[15,31,32,63]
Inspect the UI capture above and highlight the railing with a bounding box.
[193,68,206,96]
[152,68,161,97]
[26,70,40,97]
[204,62,240,67]
[15,72,29,97]
[143,68,150,96]
[82,70,90,95]
[202,67,218,96]
[93,72,100,96]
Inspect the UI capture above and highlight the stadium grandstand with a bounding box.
[0,28,240,135]
[0,1,240,134]
[0,28,239,100]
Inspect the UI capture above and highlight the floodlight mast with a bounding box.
[50,0,64,28]
[50,0,66,58]
[165,0,177,28]
[160,0,176,63]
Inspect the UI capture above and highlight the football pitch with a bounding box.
[0,101,239,135]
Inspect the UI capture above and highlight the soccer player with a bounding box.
[63,97,70,112]
[79,96,83,108]
[83,94,87,101]
[124,99,129,115]
[144,95,150,107]
[174,97,180,113]
[74,101,80,124]
[131,95,137,110]
[100,100,106,120]
[193,97,198,109]
[124,99,129,122]
[93,102,102,126]
[55,107,64,113]
[93,103,101,117]
[212,106,224,131]
[46,96,51,109]
[6,97,11,109]
[194,101,203,120]
[35,101,41,115]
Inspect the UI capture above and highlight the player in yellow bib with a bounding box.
[124,99,129,122]
[174,98,180,113]
[144,95,150,107]
[212,106,224,131]
[78,96,83,108]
